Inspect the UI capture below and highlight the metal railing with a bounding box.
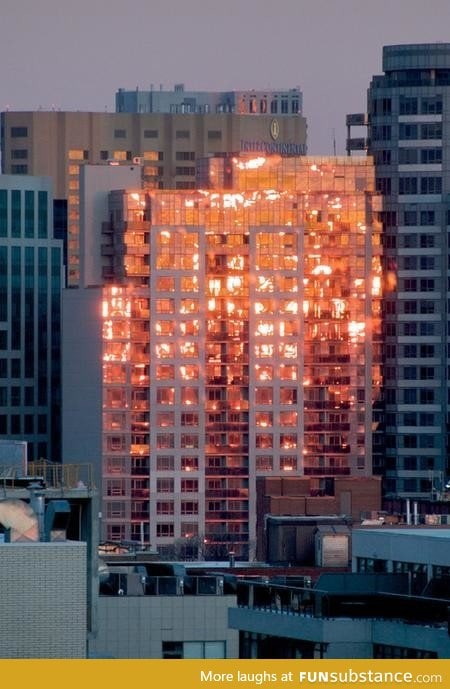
[0,461,96,490]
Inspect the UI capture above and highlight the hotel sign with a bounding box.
[240,139,306,156]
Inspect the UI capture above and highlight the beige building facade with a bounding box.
[1,111,307,286]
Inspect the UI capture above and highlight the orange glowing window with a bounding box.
[279,365,298,381]
[156,343,174,358]
[181,387,199,406]
[156,276,175,292]
[156,412,175,427]
[280,456,297,471]
[279,387,298,405]
[156,388,175,405]
[255,433,273,449]
[156,365,174,380]
[255,412,273,427]
[155,320,175,336]
[255,365,273,381]
[280,434,297,449]
[254,344,274,358]
[280,411,298,427]
[180,364,199,380]
[255,387,273,405]
[180,299,199,314]
[156,299,175,314]
[179,341,198,357]
[180,320,199,336]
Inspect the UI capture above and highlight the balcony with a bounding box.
[100,573,226,597]
[206,467,248,476]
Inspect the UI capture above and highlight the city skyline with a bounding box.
[1,0,450,154]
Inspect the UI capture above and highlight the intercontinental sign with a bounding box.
[240,140,306,156]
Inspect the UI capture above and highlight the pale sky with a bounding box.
[1,0,450,154]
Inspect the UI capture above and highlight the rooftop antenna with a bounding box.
[332,128,337,156]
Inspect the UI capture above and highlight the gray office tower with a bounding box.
[348,44,450,501]
[0,176,62,462]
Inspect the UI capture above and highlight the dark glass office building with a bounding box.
[0,176,63,462]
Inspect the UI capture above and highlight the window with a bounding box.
[420,300,435,313]
[420,322,435,336]
[157,523,174,538]
[420,234,435,248]
[176,151,195,161]
[420,279,434,292]
[399,123,418,140]
[420,148,442,164]
[399,149,418,165]
[403,301,417,315]
[421,95,442,114]
[403,344,417,358]
[181,456,198,471]
[399,177,417,195]
[372,125,391,141]
[420,344,435,357]
[156,455,174,470]
[181,501,198,515]
[175,166,195,176]
[162,641,225,659]
[376,177,391,194]
[157,433,174,449]
[181,478,198,492]
[420,211,435,226]
[403,389,417,403]
[176,130,190,139]
[401,256,417,270]
[156,478,174,493]
[255,387,273,404]
[11,149,28,159]
[156,387,175,405]
[114,129,126,138]
[156,411,174,427]
[403,278,417,292]
[11,127,28,137]
[207,130,222,140]
[256,456,273,471]
[399,96,418,115]
[421,123,442,139]
[181,434,198,448]
[420,256,434,269]
[402,211,417,227]
[280,456,297,471]
[420,177,442,194]
[144,129,158,138]
[157,501,174,515]
[403,366,417,380]
[420,367,435,380]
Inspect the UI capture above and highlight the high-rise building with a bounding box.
[64,156,381,558]
[347,44,450,500]
[0,175,62,461]
[116,83,303,117]
[1,105,306,287]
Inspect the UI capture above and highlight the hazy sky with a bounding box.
[1,0,450,154]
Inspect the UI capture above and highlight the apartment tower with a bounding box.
[348,44,450,500]
[64,156,381,558]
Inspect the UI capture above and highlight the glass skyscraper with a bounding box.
[348,44,450,500]
[0,176,62,462]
